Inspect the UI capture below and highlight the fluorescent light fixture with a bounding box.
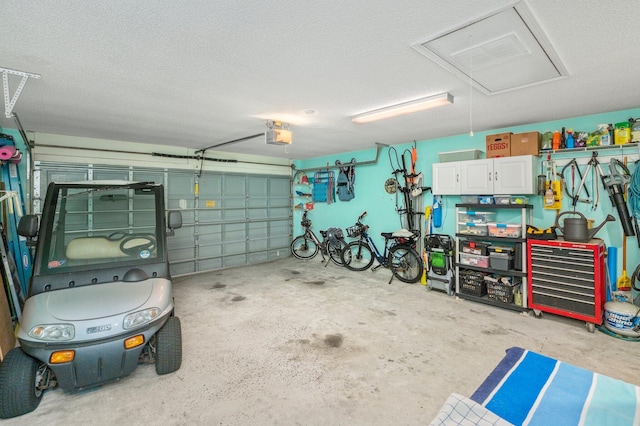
[352,92,453,124]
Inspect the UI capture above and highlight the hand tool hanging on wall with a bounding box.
[573,152,635,236]
[561,158,591,208]
[604,157,634,236]
[543,155,562,210]
[629,159,640,247]
[421,205,431,285]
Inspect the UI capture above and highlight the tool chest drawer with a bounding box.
[527,238,605,327]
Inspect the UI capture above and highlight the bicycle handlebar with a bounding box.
[358,211,367,221]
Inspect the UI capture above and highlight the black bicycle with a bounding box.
[340,211,423,283]
[290,210,347,266]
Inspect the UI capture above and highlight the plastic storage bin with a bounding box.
[457,211,497,224]
[487,222,522,238]
[459,270,488,296]
[484,276,520,303]
[461,195,480,204]
[459,253,490,268]
[458,222,488,236]
[511,196,529,205]
[489,252,514,270]
[460,240,489,256]
[493,195,530,205]
[479,196,495,204]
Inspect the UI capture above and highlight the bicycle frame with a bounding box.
[358,230,390,268]
[342,211,423,283]
[355,226,418,270]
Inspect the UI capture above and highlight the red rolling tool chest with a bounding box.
[527,238,606,332]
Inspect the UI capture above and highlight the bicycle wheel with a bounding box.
[290,235,319,260]
[388,245,423,283]
[327,239,348,266]
[341,241,374,271]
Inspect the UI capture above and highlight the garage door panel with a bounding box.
[224,241,246,256]
[249,238,268,252]
[198,243,222,258]
[249,251,269,263]
[220,198,246,209]
[270,177,290,195]
[168,246,196,262]
[198,175,222,197]
[223,208,246,221]
[198,209,222,223]
[92,170,129,181]
[268,207,289,219]
[133,171,165,183]
[248,176,267,195]
[197,224,222,241]
[248,198,268,208]
[223,254,247,268]
[168,173,194,194]
[224,175,245,194]
[249,208,268,220]
[196,257,222,271]
[170,261,196,276]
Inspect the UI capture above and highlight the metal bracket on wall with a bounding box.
[1,67,41,118]
[292,142,389,177]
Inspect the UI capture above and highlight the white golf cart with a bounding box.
[0,181,183,418]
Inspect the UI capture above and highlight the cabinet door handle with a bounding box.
[495,171,498,180]
[456,174,459,182]
[488,172,492,181]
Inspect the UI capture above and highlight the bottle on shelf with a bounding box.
[565,129,575,149]
[552,131,561,150]
[599,124,612,146]
[631,118,640,143]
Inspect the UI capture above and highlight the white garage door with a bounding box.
[33,162,292,276]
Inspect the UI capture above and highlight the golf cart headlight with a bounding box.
[123,307,161,330]
[29,324,75,341]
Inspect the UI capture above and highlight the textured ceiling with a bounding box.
[1,0,639,159]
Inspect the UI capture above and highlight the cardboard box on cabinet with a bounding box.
[486,133,512,158]
[511,132,540,156]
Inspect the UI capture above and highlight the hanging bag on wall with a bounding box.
[336,159,356,201]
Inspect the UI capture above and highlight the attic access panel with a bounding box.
[412,3,568,95]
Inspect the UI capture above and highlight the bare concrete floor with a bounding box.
[4,256,640,425]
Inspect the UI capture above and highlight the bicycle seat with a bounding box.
[381,232,394,239]
[319,230,327,237]
[391,229,416,238]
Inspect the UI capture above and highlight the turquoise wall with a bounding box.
[295,107,640,281]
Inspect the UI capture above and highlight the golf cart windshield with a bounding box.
[38,183,163,276]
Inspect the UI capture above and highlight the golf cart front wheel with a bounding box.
[0,348,45,419]
[155,316,183,375]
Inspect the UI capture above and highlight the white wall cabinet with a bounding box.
[431,162,460,195]
[432,155,536,195]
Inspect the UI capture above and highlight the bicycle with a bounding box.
[290,210,347,266]
[340,211,423,283]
